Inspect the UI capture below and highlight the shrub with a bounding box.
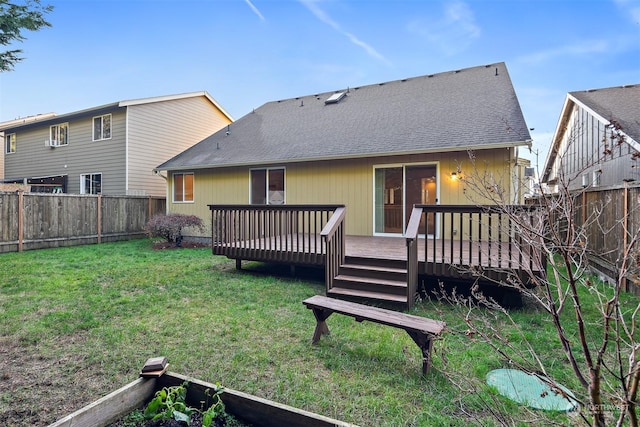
[145,214,204,246]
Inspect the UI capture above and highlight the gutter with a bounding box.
[155,139,533,173]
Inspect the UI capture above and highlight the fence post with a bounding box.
[97,194,102,244]
[582,191,586,226]
[623,182,629,292]
[17,190,24,252]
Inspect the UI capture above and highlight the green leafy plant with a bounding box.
[145,214,204,247]
[142,381,229,426]
[143,382,194,424]
[201,384,226,427]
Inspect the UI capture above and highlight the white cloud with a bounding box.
[298,0,390,65]
[518,40,611,65]
[245,0,265,21]
[613,0,640,23]
[407,0,481,56]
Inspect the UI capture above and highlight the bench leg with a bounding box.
[310,308,333,344]
[406,331,434,375]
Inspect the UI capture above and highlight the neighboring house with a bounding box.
[156,62,532,238]
[541,84,640,192]
[2,92,232,196]
[0,113,57,181]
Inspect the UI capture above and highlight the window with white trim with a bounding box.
[250,168,285,204]
[49,123,69,146]
[5,133,16,154]
[80,173,102,194]
[173,173,194,202]
[93,114,111,141]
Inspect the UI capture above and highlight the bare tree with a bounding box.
[435,120,640,426]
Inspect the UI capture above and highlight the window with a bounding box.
[49,123,69,146]
[93,114,111,141]
[251,168,285,204]
[80,173,102,194]
[374,164,437,235]
[5,133,16,154]
[173,173,194,202]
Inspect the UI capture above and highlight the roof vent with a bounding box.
[325,91,346,104]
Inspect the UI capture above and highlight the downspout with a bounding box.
[125,107,129,194]
[153,169,169,214]
[513,146,520,204]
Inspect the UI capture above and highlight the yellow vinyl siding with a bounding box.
[167,148,516,238]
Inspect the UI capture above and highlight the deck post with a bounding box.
[405,206,423,310]
[236,259,242,270]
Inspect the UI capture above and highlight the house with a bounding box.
[541,84,640,192]
[540,85,640,289]
[0,113,57,182]
[1,92,233,196]
[156,62,532,239]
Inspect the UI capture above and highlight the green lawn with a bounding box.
[0,239,592,426]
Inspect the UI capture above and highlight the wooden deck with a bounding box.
[218,234,541,276]
[209,204,547,309]
[347,236,542,279]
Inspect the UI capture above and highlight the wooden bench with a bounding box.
[302,295,446,375]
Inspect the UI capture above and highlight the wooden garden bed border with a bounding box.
[48,371,359,427]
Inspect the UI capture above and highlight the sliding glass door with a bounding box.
[374,164,437,235]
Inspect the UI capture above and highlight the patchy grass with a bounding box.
[0,239,608,426]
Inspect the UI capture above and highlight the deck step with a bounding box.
[340,263,407,274]
[327,287,408,304]
[334,274,406,294]
[344,256,406,270]
[330,256,410,306]
[339,263,407,282]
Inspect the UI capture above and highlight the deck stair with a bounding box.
[327,256,409,305]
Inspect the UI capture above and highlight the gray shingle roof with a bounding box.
[569,85,640,143]
[157,62,531,171]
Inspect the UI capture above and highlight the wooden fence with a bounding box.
[0,191,166,253]
[531,183,640,293]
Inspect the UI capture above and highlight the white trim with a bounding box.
[372,161,440,237]
[569,93,640,152]
[49,122,69,146]
[249,166,286,205]
[119,91,234,122]
[543,94,640,182]
[79,172,102,195]
[125,108,129,194]
[92,113,112,141]
[5,133,16,154]
[172,172,195,203]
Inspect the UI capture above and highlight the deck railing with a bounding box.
[405,207,423,310]
[320,207,346,293]
[208,204,345,266]
[407,204,547,281]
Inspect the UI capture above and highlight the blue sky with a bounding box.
[1,0,639,165]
